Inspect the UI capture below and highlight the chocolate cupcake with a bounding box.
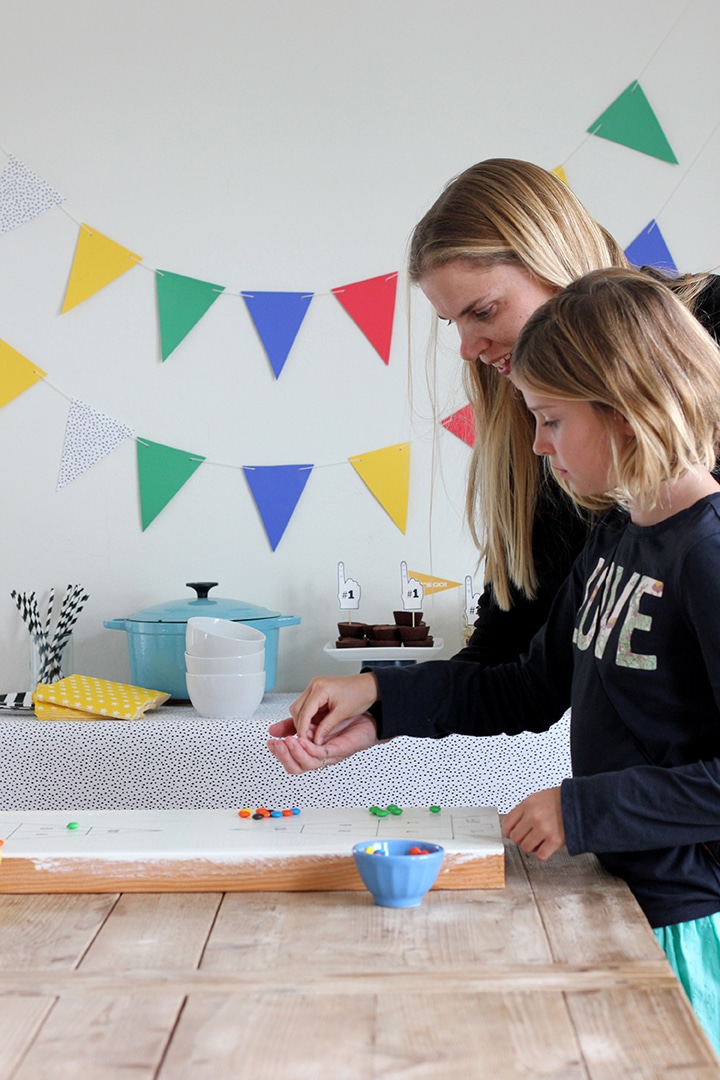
[337,621,367,639]
[393,610,423,626]
[372,624,401,641]
[398,623,429,643]
[335,637,367,648]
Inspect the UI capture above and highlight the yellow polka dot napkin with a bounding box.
[32,675,170,721]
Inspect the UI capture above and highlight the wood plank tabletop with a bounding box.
[0,844,717,1079]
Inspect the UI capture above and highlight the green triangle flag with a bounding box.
[156,271,225,361]
[137,438,205,530]
[588,81,677,164]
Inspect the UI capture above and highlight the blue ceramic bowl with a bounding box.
[352,839,445,907]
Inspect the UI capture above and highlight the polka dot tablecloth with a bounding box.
[0,694,571,813]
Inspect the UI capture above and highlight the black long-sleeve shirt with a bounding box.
[373,497,720,928]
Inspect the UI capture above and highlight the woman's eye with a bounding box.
[474,307,493,321]
[543,418,559,429]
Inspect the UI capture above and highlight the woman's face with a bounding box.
[419,261,556,377]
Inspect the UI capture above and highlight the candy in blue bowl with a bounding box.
[352,839,445,907]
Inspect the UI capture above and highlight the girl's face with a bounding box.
[419,261,556,377]
[515,384,632,498]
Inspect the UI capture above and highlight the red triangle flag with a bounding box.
[332,272,398,364]
[441,404,475,447]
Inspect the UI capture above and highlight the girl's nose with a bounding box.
[532,425,549,457]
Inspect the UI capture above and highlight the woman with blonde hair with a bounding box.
[408,159,720,663]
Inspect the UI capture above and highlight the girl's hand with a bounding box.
[288,673,379,744]
[267,712,379,774]
[502,787,565,861]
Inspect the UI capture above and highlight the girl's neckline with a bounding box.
[627,471,720,527]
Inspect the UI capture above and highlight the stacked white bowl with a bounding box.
[185,617,266,719]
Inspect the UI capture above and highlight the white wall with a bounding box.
[0,0,718,693]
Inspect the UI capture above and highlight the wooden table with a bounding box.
[0,845,717,1078]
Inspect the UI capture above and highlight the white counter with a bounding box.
[0,693,571,812]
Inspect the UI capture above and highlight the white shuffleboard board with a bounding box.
[0,806,505,892]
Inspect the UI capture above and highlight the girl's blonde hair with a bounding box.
[512,268,720,511]
[409,159,712,607]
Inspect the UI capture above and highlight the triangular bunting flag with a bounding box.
[61,224,141,313]
[242,291,314,379]
[243,464,313,551]
[136,439,205,530]
[332,272,398,364]
[156,271,225,361]
[0,340,46,408]
[441,404,475,447]
[0,155,64,233]
[407,571,462,594]
[57,399,134,489]
[624,219,678,276]
[348,442,410,533]
[587,81,678,164]
[552,165,568,185]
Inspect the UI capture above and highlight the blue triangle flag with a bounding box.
[624,220,678,276]
[243,464,313,550]
[242,291,314,378]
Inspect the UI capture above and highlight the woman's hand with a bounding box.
[267,712,379,775]
[502,787,565,861]
[288,672,380,744]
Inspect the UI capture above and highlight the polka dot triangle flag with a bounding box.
[156,270,226,361]
[624,219,678,276]
[0,155,65,234]
[242,291,314,379]
[332,272,398,365]
[136,438,206,530]
[587,80,678,164]
[242,464,314,551]
[33,675,170,720]
[57,399,134,489]
[61,223,141,313]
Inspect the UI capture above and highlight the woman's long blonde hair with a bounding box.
[409,159,711,608]
[512,269,720,510]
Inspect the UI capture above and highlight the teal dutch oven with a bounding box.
[104,581,300,700]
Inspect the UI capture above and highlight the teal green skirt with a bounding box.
[655,911,720,1056]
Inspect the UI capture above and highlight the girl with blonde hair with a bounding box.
[408,159,720,662]
[270,269,720,1051]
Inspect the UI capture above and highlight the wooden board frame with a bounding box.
[0,807,505,893]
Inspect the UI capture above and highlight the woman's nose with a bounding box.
[458,328,489,364]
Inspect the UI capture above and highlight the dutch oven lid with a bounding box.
[123,582,282,623]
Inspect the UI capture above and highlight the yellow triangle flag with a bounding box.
[61,224,141,313]
[407,571,462,594]
[552,165,568,185]
[0,340,46,408]
[348,442,410,533]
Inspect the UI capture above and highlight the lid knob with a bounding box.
[186,581,219,600]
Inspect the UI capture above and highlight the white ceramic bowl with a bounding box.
[184,650,265,675]
[186,617,266,657]
[186,670,266,719]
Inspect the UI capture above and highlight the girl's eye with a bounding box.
[543,418,559,429]
[474,307,493,321]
